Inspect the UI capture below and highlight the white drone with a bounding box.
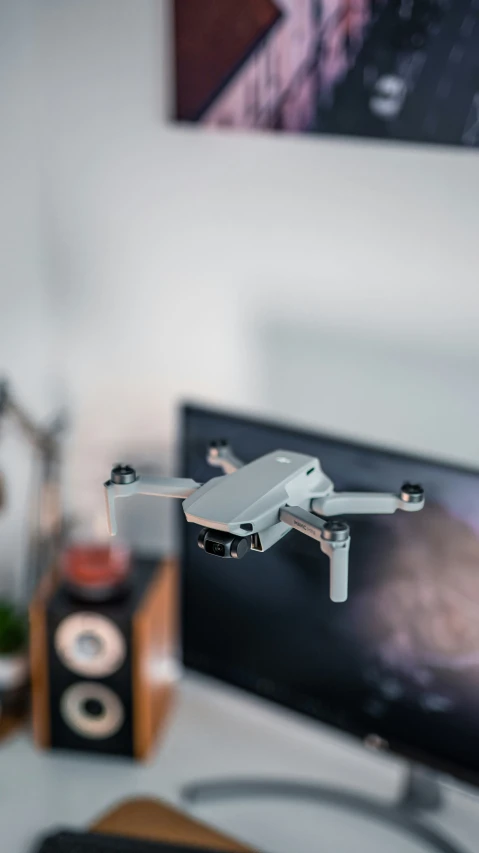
[104,442,424,603]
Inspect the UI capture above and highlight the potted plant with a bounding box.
[0,601,28,698]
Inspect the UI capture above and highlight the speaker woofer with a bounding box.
[60,682,125,739]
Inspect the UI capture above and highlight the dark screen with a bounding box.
[181,405,479,786]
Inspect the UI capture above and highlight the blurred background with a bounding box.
[2,0,479,591]
[2,2,479,852]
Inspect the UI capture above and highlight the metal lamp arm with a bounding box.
[0,380,52,451]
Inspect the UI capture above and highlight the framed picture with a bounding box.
[172,0,479,148]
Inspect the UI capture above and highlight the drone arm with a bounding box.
[104,471,201,536]
[312,492,398,516]
[207,441,244,475]
[135,475,201,498]
[280,505,327,542]
[104,482,120,536]
[280,506,351,603]
[320,540,350,603]
[311,486,424,517]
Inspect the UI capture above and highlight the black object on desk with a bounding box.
[35,831,232,853]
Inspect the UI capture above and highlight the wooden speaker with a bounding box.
[29,557,177,759]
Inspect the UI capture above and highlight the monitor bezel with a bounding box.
[179,401,479,791]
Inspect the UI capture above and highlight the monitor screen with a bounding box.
[180,404,479,787]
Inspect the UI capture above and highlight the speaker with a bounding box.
[29,557,177,759]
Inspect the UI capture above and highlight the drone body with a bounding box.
[184,450,328,541]
[104,441,424,603]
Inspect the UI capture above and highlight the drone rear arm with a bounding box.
[104,466,201,535]
[312,484,424,517]
[207,441,244,474]
[313,492,398,516]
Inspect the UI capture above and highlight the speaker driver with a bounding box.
[60,682,125,739]
[54,612,126,678]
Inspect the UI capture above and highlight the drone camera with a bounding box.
[198,528,252,559]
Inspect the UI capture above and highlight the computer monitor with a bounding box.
[180,403,479,790]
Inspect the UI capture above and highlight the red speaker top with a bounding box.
[61,544,131,601]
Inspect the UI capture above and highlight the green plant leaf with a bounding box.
[0,601,28,654]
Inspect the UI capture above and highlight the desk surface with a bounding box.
[93,797,251,851]
[1,674,479,853]
[0,711,25,742]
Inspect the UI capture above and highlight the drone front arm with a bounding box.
[320,540,350,603]
[280,505,327,542]
[104,466,201,535]
[311,484,424,518]
[280,506,351,603]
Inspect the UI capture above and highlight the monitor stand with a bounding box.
[182,764,468,853]
[399,765,443,813]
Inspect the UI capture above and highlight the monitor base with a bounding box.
[182,766,466,853]
[399,765,443,813]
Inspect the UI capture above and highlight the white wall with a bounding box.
[37,0,479,553]
[0,0,58,599]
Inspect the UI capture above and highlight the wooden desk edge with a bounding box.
[92,797,253,851]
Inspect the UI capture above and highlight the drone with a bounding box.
[104,442,424,603]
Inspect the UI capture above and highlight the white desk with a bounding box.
[1,673,478,853]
